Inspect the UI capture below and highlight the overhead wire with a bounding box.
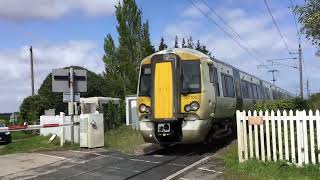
[263,0,292,55]
[187,0,270,69]
[200,0,262,57]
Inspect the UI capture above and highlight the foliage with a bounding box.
[37,66,110,115]
[103,0,155,98]
[224,143,320,180]
[307,93,320,110]
[187,36,194,48]
[11,131,36,140]
[19,95,49,124]
[160,36,212,56]
[101,102,125,131]
[254,98,307,112]
[294,0,320,55]
[0,135,79,155]
[104,126,145,153]
[158,37,168,51]
[174,35,179,48]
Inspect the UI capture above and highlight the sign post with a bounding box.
[52,67,87,144]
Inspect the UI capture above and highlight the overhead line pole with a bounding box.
[290,44,303,99]
[29,46,35,96]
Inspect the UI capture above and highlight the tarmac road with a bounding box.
[1,141,232,180]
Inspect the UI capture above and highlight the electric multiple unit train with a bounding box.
[137,48,291,144]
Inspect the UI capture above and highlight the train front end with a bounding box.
[137,49,212,144]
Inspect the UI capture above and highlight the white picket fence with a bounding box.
[236,109,320,166]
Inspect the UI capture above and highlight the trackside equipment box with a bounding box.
[80,113,104,148]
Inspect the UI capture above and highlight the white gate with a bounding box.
[236,110,320,166]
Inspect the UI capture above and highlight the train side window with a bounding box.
[221,74,235,97]
[209,65,214,83]
[247,82,253,98]
[252,84,258,99]
[256,85,261,99]
[241,80,249,98]
[213,67,220,96]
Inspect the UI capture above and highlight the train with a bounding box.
[137,48,292,145]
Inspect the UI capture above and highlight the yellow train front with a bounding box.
[137,48,213,144]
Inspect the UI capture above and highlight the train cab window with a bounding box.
[221,74,235,97]
[181,61,201,94]
[138,65,151,96]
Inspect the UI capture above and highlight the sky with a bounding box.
[0,0,319,113]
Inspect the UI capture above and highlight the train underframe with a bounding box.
[139,117,235,145]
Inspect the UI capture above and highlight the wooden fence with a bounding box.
[236,110,320,166]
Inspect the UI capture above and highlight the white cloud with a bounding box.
[0,0,118,20]
[163,4,320,96]
[0,40,104,112]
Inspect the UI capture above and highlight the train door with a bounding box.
[213,63,223,118]
[233,69,243,111]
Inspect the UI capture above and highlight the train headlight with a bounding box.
[139,104,147,113]
[146,106,151,114]
[184,104,191,112]
[184,101,200,112]
[190,101,200,111]
[139,104,151,114]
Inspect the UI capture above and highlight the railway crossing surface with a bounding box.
[0,142,233,180]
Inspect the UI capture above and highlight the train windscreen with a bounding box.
[138,65,151,96]
[181,61,201,94]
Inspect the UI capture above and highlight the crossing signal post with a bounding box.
[52,67,87,143]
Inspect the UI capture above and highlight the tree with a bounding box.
[36,66,111,116]
[294,0,320,55]
[195,40,201,51]
[19,95,49,124]
[174,36,179,48]
[103,0,155,97]
[187,36,194,48]
[158,37,168,51]
[181,38,186,48]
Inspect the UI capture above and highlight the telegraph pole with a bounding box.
[69,67,74,143]
[29,46,35,96]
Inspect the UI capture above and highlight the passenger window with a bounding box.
[209,65,214,83]
[221,74,235,98]
[252,84,258,99]
[213,67,220,97]
[241,80,249,98]
[256,85,261,99]
[247,82,253,98]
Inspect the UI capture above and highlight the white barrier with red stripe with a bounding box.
[0,122,78,133]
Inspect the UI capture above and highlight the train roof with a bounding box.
[141,48,293,96]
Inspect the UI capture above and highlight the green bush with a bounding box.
[100,101,125,131]
[254,98,307,112]
[307,93,320,111]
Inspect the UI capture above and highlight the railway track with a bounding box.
[32,139,233,180]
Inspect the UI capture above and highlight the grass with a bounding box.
[0,135,79,155]
[104,126,145,153]
[11,131,37,140]
[223,143,320,180]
